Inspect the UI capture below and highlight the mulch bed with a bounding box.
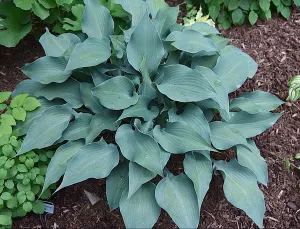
[0,2,300,229]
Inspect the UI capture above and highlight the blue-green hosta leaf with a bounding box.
[191,55,219,70]
[61,113,92,141]
[221,45,258,79]
[17,104,73,155]
[66,37,111,71]
[120,183,160,229]
[92,76,138,110]
[106,160,129,210]
[230,91,284,114]
[153,6,179,39]
[208,35,231,51]
[146,0,168,17]
[226,111,282,138]
[168,104,210,143]
[115,0,147,26]
[210,121,249,150]
[42,140,84,194]
[194,66,230,115]
[215,159,265,228]
[12,80,43,97]
[82,0,114,39]
[57,141,119,191]
[16,98,65,136]
[80,83,105,114]
[237,140,268,185]
[116,124,166,175]
[128,162,156,198]
[35,79,83,109]
[213,52,249,93]
[21,57,72,84]
[86,109,121,143]
[184,22,220,36]
[153,122,215,154]
[183,151,212,211]
[39,28,80,57]
[155,172,200,228]
[165,30,217,54]
[157,64,218,104]
[127,13,165,74]
[118,96,159,122]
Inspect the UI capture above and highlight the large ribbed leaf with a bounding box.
[221,45,258,79]
[12,79,43,97]
[35,79,83,109]
[226,111,282,138]
[17,104,73,155]
[210,121,249,150]
[153,6,179,39]
[213,52,249,93]
[21,57,72,84]
[16,98,65,136]
[230,91,284,114]
[120,183,160,229]
[128,162,156,198]
[165,30,217,54]
[196,99,230,121]
[183,151,212,211]
[118,95,159,122]
[127,13,165,74]
[42,140,84,194]
[82,0,114,39]
[80,83,105,114]
[57,141,119,191]
[168,104,211,143]
[115,0,147,26]
[86,109,121,143]
[92,76,138,110]
[153,122,215,154]
[106,160,129,210]
[155,173,200,228]
[39,28,80,57]
[157,64,217,103]
[194,66,229,115]
[236,140,268,185]
[185,22,220,36]
[66,37,111,71]
[61,113,92,141]
[215,160,265,228]
[116,124,165,175]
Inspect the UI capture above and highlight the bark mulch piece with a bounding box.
[0,3,299,229]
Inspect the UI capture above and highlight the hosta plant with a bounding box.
[13,0,284,228]
[288,75,300,102]
[0,92,55,228]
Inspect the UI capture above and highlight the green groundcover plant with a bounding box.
[0,0,128,47]
[0,92,55,228]
[186,0,300,29]
[288,75,300,102]
[12,0,284,228]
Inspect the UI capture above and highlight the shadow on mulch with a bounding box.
[0,2,299,229]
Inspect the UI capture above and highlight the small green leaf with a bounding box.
[280,6,291,19]
[0,92,11,103]
[32,2,50,20]
[12,107,26,121]
[10,94,28,108]
[0,114,16,126]
[63,4,85,31]
[6,197,18,209]
[259,0,270,11]
[228,0,239,11]
[23,202,33,212]
[22,97,41,111]
[32,200,45,214]
[1,192,12,201]
[295,153,300,159]
[0,215,12,226]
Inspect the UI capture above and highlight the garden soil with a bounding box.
[0,1,300,229]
